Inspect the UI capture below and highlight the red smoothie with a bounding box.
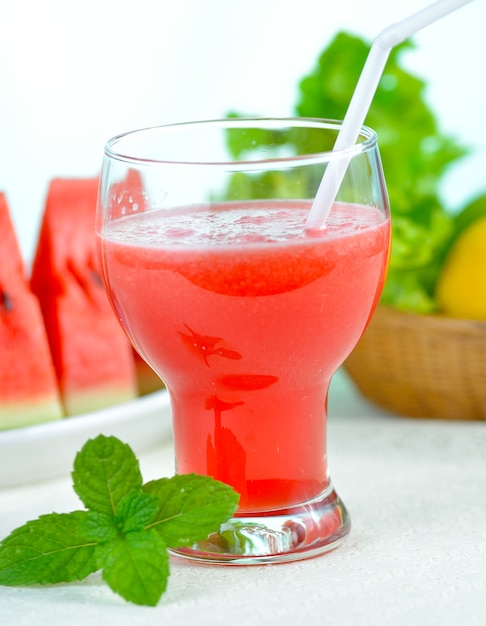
[100,201,389,512]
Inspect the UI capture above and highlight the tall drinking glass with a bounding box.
[96,118,390,564]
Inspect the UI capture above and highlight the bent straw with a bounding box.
[305,0,475,231]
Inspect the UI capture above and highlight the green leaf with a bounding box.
[72,435,143,516]
[0,434,239,607]
[143,474,239,547]
[117,491,159,534]
[0,511,97,585]
[79,493,159,545]
[224,114,289,160]
[296,32,467,211]
[78,511,119,544]
[97,529,169,607]
[381,270,437,314]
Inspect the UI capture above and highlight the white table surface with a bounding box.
[1,368,486,625]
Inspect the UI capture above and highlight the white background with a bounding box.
[0,0,484,263]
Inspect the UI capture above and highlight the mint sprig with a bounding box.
[0,435,239,606]
[143,474,241,547]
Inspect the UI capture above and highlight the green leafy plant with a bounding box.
[295,31,469,313]
[0,435,239,606]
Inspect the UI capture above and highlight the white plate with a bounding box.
[0,391,172,489]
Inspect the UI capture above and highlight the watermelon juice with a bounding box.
[100,200,389,513]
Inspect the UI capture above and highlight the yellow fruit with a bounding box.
[436,216,486,320]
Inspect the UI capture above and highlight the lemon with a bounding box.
[436,216,486,320]
[453,194,486,241]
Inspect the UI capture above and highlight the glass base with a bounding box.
[169,483,350,565]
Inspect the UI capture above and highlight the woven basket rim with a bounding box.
[377,305,486,336]
[345,305,486,420]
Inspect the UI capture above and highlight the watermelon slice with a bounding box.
[133,351,165,396]
[30,178,137,416]
[0,193,63,428]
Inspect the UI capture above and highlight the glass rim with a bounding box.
[104,117,378,168]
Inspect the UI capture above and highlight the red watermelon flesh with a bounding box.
[0,193,63,428]
[30,178,137,416]
[133,350,165,396]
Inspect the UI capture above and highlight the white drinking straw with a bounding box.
[305,0,475,231]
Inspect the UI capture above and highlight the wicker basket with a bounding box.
[344,306,486,420]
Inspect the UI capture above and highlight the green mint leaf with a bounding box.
[117,491,159,534]
[78,511,119,544]
[0,511,97,585]
[97,528,169,607]
[0,434,240,607]
[72,435,143,516]
[143,474,239,547]
[79,493,159,545]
